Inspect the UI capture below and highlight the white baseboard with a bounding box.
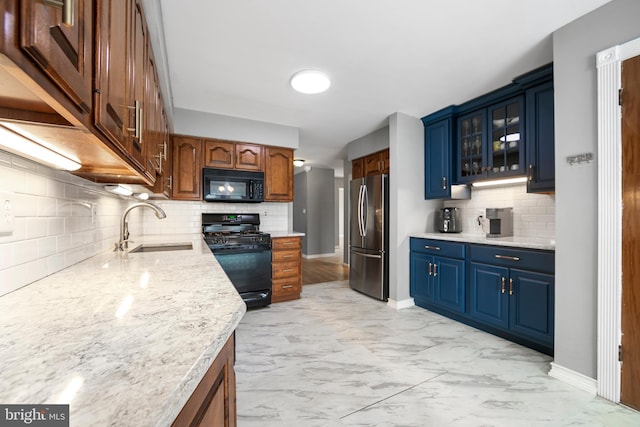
[549,362,598,395]
[302,253,337,259]
[387,298,415,310]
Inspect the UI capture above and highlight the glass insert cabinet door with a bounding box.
[458,110,486,181]
[489,97,524,175]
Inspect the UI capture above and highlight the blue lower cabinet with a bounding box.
[469,262,509,329]
[509,269,554,346]
[410,252,434,303]
[434,257,465,314]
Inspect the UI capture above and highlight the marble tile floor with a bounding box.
[235,281,640,427]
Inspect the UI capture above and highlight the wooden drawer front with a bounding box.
[410,238,465,259]
[272,278,301,297]
[272,237,302,251]
[469,244,554,274]
[272,249,300,263]
[272,261,301,279]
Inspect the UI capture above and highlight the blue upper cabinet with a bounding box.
[526,81,555,193]
[424,118,452,199]
[422,63,554,192]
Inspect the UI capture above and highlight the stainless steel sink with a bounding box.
[129,242,193,253]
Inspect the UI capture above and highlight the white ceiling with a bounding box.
[158,0,611,175]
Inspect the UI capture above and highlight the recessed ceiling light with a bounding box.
[290,70,330,94]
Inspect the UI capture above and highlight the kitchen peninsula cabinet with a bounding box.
[172,334,236,427]
[271,236,302,302]
[410,238,466,315]
[172,135,202,200]
[265,147,294,201]
[20,0,93,114]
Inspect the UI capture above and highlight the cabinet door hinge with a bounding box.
[619,88,623,106]
[619,344,623,362]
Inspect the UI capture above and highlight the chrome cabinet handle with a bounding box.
[433,264,438,277]
[495,254,520,261]
[167,175,173,190]
[428,262,433,276]
[509,278,514,295]
[501,277,505,294]
[424,245,441,251]
[528,164,533,182]
[282,269,293,273]
[282,255,293,259]
[442,176,447,190]
[282,285,293,289]
[43,0,74,26]
[126,100,142,143]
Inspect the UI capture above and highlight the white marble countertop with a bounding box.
[269,231,305,238]
[411,232,555,250]
[0,234,246,426]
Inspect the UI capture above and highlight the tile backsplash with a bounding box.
[439,182,555,240]
[0,150,291,296]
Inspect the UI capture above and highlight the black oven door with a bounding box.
[213,248,272,308]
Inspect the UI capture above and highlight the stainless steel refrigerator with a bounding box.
[349,174,389,300]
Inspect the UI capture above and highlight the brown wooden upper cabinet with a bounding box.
[235,143,263,171]
[20,0,93,114]
[352,149,389,178]
[265,147,294,201]
[204,140,235,169]
[172,135,202,201]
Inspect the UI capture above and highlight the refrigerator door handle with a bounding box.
[359,184,366,237]
[351,251,382,259]
[361,184,368,237]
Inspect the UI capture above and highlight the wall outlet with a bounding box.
[0,192,14,234]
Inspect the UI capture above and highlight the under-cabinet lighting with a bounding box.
[105,184,133,196]
[134,192,149,200]
[472,177,528,188]
[499,133,520,142]
[0,125,81,171]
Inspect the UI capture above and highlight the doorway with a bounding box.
[620,54,640,411]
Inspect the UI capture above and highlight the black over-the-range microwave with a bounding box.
[202,167,265,203]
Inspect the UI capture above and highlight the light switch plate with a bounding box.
[0,191,14,234]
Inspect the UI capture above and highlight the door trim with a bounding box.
[596,36,640,403]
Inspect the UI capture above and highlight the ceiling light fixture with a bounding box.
[104,184,133,196]
[0,125,81,171]
[290,70,331,94]
[471,177,528,188]
[293,159,305,167]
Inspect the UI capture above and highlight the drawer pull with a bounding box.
[282,285,294,289]
[282,269,293,273]
[501,277,506,294]
[495,254,520,261]
[282,255,293,259]
[424,245,441,251]
[283,242,294,246]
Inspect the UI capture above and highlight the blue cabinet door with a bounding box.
[457,110,487,183]
[424,119,451,199]
[487,96,525,177]
[509,268,555,347]
[434,256,465,314]
[526,82,555,193]
[410,252,434,303]
[469,262,509,329]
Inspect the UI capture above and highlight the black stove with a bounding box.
[202,213,272,308]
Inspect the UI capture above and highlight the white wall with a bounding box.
[346,126,389,161]
[388,113,440,303]
[173,108,299,149]
[553,0,640,379]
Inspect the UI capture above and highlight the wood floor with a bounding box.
[301,250,349,285]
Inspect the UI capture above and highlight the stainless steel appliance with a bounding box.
[202,168,264,203]
[485,207,513,238]
[436,207,462,233]
[202,213,272,308]
[349,174,389,301]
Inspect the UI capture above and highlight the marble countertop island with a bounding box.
[411,232,555,250]
[0,234,246,426]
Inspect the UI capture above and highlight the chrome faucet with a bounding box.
[115,202,167,251]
